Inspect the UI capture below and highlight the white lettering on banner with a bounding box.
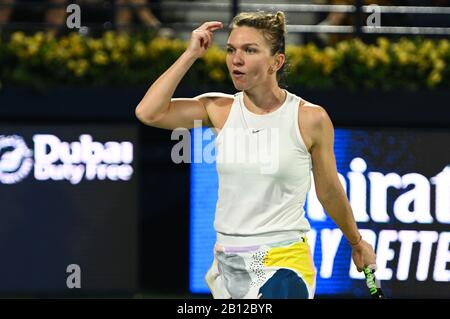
[416,231,439,281]
[34,134,61,164]
[320,229,342,278]
[305,157,450,285]
[368,172,400,223]
[59,141,81,163]
[394,174,433,224]
[120,142,133,164]
[32,134,133,184]
[431,166,450,224]
[35,163,85,184]
[316,228,450,282]
[348,158,370,222]
[307,158,449,225]
[373,229,397,280]
[434,232,450,282]
[397,231,419,280]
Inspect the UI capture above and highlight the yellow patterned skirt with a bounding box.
[205,235,316,299]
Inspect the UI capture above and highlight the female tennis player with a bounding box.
[135,11,377,299]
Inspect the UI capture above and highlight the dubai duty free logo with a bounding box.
[0,135,33,184]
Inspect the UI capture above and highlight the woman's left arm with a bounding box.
[302,104,376,271]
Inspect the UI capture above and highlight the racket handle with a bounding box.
[363,264,385,299]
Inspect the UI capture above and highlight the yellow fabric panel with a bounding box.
[263,241,316,287]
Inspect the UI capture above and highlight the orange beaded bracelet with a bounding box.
[349,234,362,247]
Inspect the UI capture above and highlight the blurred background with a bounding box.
[0,0,449,299]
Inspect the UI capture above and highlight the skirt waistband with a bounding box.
[216,230,306,247]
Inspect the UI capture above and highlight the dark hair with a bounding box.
[229,11,289,87]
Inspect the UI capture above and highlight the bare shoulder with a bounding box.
[298,99,334,150]
[195,92,234,129]
[299,100,330,128]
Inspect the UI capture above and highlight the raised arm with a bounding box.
[301,104,376,272]
[135,21,223,130]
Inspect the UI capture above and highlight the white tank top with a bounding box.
[214,90,312,246]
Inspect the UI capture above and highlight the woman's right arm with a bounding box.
[135,21,223,130]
